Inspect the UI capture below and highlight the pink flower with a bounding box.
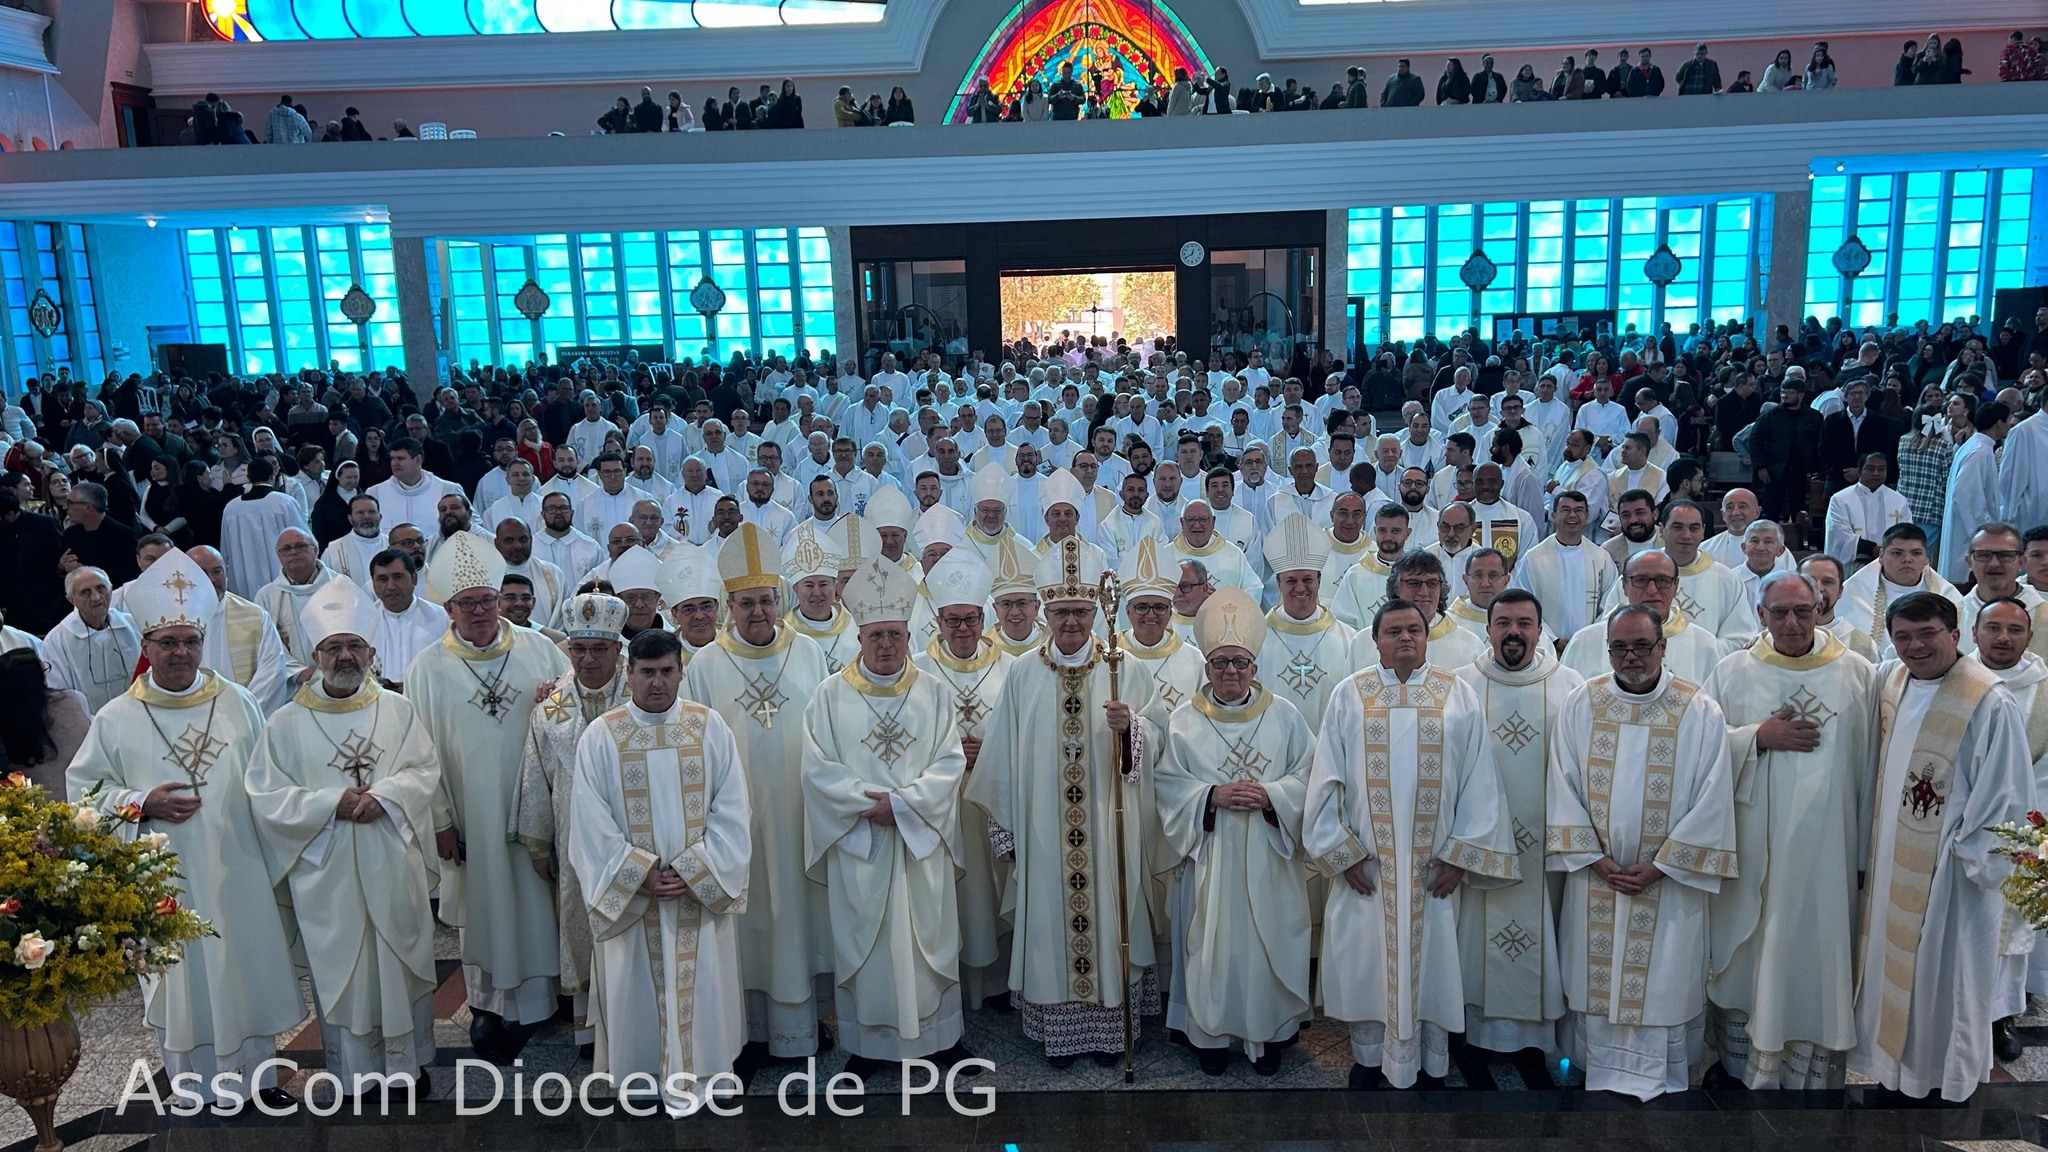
[154,897,178,917]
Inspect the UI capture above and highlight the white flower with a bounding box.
[71,807,100,830]
[142,832,170,851]
[13,932,51,969]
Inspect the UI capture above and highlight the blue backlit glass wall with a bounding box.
[1347,195,1762,345]
[183,224,405,376]
[439,227,835,366]
[0,222,106,389]
[1802,166,2036,328]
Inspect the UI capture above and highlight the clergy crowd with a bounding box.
[2,318,2048,1111]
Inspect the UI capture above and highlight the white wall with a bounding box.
[90,221,188,374]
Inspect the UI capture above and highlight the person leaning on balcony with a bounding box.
[1805,42,1838,90]
[1379,58,1424,107]
[1166,67,1201,116]
[834,87,862,127]
[265,95,311,145]
[1676,42,1723,94]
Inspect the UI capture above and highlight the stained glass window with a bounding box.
[0,222,107,389]
[222,0,883,40]
[1802,164,2038,327]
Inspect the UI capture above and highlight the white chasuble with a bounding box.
[1330,553,1395,630]
[510,666,628,1027]
[1511,536,1616,640]
[1262,606,1356,732]
[69,672,305,1099]
[785,607,858,675]
[1702,634,1877,1089]
[801,663,968,1060]
[1546,671,1736,1100]
[1351,612,1482,674]
[1561,606,1727,685]
[1454,649,1585,1054]
[1305,665,1520,1087]
[569,700,749,1112]
[1852,657,2033,1102]
[683,627,830,1054]
[1156,687,1315,1052]
[245,679,442,1082]
[1838,567,1962,660]
[963,638,1169,1056]
[913,640,1017,1004]
[405,624,570,1023]
[1671,556,1753,641]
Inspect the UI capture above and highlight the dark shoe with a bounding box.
[468,1010,509,1064]
[1700,1062,1745,1090]
[1348,1063,1383,1091]
[843,1053,887,1079]
[258,1087,297,1110]
[577,1042,594,1062]
[1090,1050,1123,1068]
[1047,1053,1077,1069]
[1415,1070,1449,1090]
[1197,1048,1228,1076]
[982,994,1015,1013]
[817,1022,837,1053]
[1168,1028,1192,1049]
[1252,1050,1283,1077]
[1995,1017,2026,1063]
[499,1019,538,1062]
[936,1043,984,1075]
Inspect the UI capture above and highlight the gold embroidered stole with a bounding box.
[221,594,263,687]
[1045,645,1107,1003]
[1580,675,1697,1025]
[602,701,728,1079]
[1861,659,1995,1061]
[1478,667,1556,1019]
[1356,666,1457,1036]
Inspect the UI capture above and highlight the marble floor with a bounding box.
[9,923,2048,1152]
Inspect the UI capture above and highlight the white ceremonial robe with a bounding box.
[1331,554,1398,630]
[579,486,644,542]
[1511,537,1616,641]
[570,699,750,1113]
[1838,567,1963,660]
[367,473,461,540]
[406,624,570,1024]
[1852,657,2033,1101]
[1823,616,1881,663]
[1562,607,1727,684]
[1702,635,1878,1089]
[1940,432,2001,584]
[1549,458,1608,534]
[1350,613,1482,674]
[784,608,858,677]
[802,663,968,1060]
[1119,631,1204,717]
[1547,670,1737,1100]
[964,638,1168,1057]
[1989,657,2048,1003]
[684,628,832,1055]
[254,564,340,678]
[1156,687,1315,1055]
[41,609,141,716]
[485,492,546,533]
[1662,556,1752,641]
[371,597,449,688]
[69,672,305,1102]
[1998,410,2048,527]
[1455,650,1584,1055]
[1468,500,1538,569]
[192,593,287,715]
[534,528,604,591]
[913,641,1017,1007]
[1306,664,1520,1086]
[1096,507,1163,570]
[1166,536,1262,602]
[322,530,387,591]
[245,679,442,1086]
[503,558,568,628]
[220,489,309,600]
[1824,484,1912,571]
[1958,585,2048,663]
[1261,606,1356,732]
[509,666,628,1044]
[669,484,724,544]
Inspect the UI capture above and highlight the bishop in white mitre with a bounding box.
[403,531,570,1061]
[684,523,832,1060]
[964,536,1169,1063]
[1306,596,1520,1089]
[1155,588,1315,1076]
[1511,490,1615,641]
[802,556,977,1072]
[1701,571,1878,1089]
[245,577,442,1094]
[1854,593,2033,1101]
[912,550,1016,1007]
[69,548,304,1106]
[510,592,631,1051]
[569,628,751,1113]
[1260,515,1356,733]
[781,517,861,675]
[1547,604,1737,1100]
[1453,589,1584,1063]
[1116,538,1206,716]
[1563,551,1728,684]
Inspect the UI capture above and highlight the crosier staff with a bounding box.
[1098,568,1136,1084]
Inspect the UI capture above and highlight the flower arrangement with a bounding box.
[0,773,213,1028]
[1993,810,2048,931]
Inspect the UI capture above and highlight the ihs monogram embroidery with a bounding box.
[326,731,383,787]
[165,724,229,787]
[862,715,914,766]
[1220,737,1271,782]
[469,673,513,719]
[1280,648,1325,695]
[734,674,786,729]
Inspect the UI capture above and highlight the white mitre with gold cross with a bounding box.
[124,546,214,636]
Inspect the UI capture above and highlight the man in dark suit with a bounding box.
[1819,380,1903,494]
[1749,372,1825,523]
[631,87,662,133]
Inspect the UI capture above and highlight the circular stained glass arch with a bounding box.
[945,0,1215,123]
[216,0,883,40]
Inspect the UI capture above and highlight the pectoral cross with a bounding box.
[863,715,913,766]
[470,675,512,720]
[1280,648,1324,694]
[164,723,228,789]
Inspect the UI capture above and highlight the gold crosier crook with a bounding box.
[1098,568,1136,1084]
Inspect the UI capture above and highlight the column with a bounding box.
[1760,188,1809,341]
[827,225,856,365]
[391,232,441,400]
[1323,209,1349,364]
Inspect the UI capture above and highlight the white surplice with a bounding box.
[1837,566,1963,660]
[41,608,141,715]
[220,489,309,600]
[1511,536,1616,641]
[370,596,449,688]
[1561,607,1728,684]
[1260,606,1356,733]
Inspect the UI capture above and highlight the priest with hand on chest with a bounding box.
[801,555,979,1078]
[244,577,443,1101]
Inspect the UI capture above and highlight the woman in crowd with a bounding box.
[1760,50,1797,91]
[598,97,632,134]
[356,425,391,489]
[1511,63,1552,102]
[0,649,89,797]
[700,96,725,131]
[1804,42,1837,90]
[884,86,915,125]
[515,418,553,478]
[212,431,250,489]
[138,456,190,547]
[862,93,887,125]
[1436,58,1471,105]
[309,458,360,548]
[62,399,110,452]
[768,79,803,129]
[175,458,223,549]
[37,470,69,527]
[1913,34,1949,84]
